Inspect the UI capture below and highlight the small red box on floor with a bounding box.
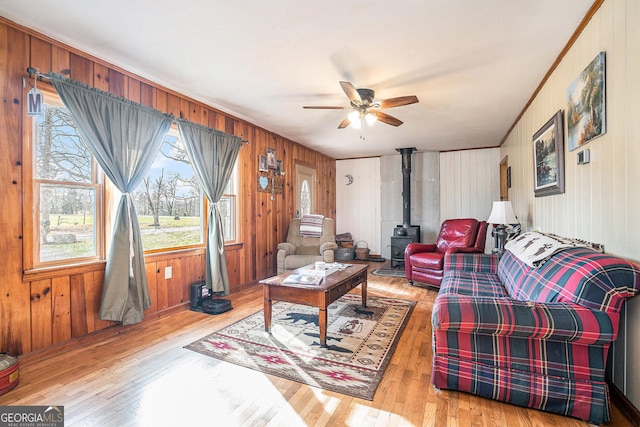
[0,353,19,396]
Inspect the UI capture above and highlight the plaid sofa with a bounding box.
[431,247,640,424]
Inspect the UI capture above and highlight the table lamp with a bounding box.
[487,201,518,257]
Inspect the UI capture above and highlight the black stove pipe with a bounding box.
[396,147,416,229]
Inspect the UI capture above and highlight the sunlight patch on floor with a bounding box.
[137,359,306,426]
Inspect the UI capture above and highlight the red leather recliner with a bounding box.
[404,218,488,288]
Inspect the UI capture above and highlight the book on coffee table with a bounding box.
[283,271,324,285]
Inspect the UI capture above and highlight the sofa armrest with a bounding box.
[320,242,338,253]
[405,243,437,257]
[444,253,498,274]
[432,295,617,345]
[277,242,296,256]
[321,243,338,263]
[446,246,485,254]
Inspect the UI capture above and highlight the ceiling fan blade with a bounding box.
[377,95,419,109]
[303,105,346,109]
[371,110,404,127]
[337,116,351,129]
[339,81,361,104]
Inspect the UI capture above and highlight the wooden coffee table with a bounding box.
[259,264,368,347]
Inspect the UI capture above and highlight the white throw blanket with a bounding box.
[505,231,596,267]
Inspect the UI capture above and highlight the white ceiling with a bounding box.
[1,0,594,159]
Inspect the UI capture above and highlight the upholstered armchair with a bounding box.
[404,218,488,288]
[277,216,338,274]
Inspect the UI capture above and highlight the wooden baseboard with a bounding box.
[610,382,640,426]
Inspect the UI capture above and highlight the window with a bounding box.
[28,89,238,267]
[133,125,204,251]
[295,163,316,217]
[33,91,102,265]
[218,166,237,242]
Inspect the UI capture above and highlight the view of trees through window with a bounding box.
[35,100,99,263]
[132,127,204,250]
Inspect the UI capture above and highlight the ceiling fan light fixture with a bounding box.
[348,110,361,128]
[365,112,377,126]
[303,81,418,130]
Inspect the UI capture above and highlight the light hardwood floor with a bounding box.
[0,261,632,426]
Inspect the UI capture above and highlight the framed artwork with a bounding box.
[275,160,282,175]
[258,155,268,172]
[566,51,606,151]
[266,148,277,169]
[533,110,565,197]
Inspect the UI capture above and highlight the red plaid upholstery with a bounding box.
[432,249,640,424]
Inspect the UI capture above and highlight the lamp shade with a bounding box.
[487,201,518,225]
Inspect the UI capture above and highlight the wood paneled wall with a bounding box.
[0,18,336,356]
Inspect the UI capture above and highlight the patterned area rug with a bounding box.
[371,269,406,278]
[185,294,415,400]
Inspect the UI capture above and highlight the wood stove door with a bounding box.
[390,237,414,268]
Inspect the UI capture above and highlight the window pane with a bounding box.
[133,129,204,250]
[301,179,310,216]
[36,105,92,183]
[39,184,97,262]
[218,195,235,241]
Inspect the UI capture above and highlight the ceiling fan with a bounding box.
[303,81,419,129]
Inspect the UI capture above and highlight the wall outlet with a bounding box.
[164,266,172,279]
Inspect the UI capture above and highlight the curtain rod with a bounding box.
[27,67,49,80]
[27,67,249,145]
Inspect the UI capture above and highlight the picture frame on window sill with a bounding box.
[533,110,565,197]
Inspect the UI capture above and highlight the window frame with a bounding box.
[23,84,105,270]
[219,162,239,243]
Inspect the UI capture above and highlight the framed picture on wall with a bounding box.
[566,51,606,151]
[533,110,565,197]
[258,155,268,172]
[266,148,276,169]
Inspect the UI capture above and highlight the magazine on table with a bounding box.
[283,270,324,285]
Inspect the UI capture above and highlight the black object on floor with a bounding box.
[201,298,233,315]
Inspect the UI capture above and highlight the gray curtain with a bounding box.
[177,119,242,294]
[50,74,173,325]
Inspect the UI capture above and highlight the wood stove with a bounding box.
[391,225,420,267]
[390,147,420,267]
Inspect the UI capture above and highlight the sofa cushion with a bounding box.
[296,245,320,256]
[284,254,322,270]
[440,270,509,298]
[499,247,640,313]
[409,252,445,270]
